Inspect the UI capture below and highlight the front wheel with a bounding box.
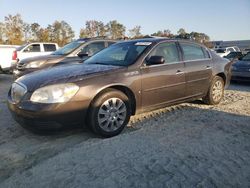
[88,89,131,137]
[203,76,224,105]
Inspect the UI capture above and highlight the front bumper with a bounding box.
[8,95,89,130]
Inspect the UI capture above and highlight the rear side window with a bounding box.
[180,43,207,61]
[44,44,56,52]
[147,42,180,64]
[81,42,105,56]
[23,44,41,52]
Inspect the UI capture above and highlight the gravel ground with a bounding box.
[0,74,250,188]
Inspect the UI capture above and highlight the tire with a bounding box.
[88,89,131,137]
[203,76,224,105]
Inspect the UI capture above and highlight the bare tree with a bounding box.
[30,23,41,41]
[106,20,126,39]
[177,28,186,35]
[3,14,25,45]
[47,20,75,46]
[79,20,106,38]
[23,23,31,42]
[129,25,142,38]
[0,22,5,43]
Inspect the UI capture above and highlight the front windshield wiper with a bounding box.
[89,62,106,65]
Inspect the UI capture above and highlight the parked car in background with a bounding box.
[12,42,59,66]
[231,52,250,81]
[215,46,240,57]
[8,38,231,137]
[223,51,243,61]
[242,48,250,55]
[13,38,116,79]
[0,45,20,73]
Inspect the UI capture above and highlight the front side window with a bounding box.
[80,42,105,56]
[180,43,206,61]
[147,42,180,64]
[85,41,150,66]
[24,44,41,52]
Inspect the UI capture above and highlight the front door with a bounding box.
[141,42,186,110]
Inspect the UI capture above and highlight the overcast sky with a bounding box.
[0,0,250,41]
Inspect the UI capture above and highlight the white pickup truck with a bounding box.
[0,42,59,72]
[214,46,241,57]
[0,45,19,72]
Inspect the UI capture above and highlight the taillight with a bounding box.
[12,50,17,60]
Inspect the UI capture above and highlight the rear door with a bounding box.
[141,42,186,110]
[179,42,212,97]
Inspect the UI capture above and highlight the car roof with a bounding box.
[115,38,203,46]
[76,38,117,42]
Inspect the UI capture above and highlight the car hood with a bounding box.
[16,63,124,91]
[233,60,250,67]
[19,54,63,64]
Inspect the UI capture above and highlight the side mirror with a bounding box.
[146,56,165,65]
[77,51,89,58]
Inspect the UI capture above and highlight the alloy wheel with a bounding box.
[97,97,127,132]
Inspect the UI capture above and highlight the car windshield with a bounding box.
[242,53,250,61]
[85,41,150,66]
[225,52,241,58]
[52,40,85,55]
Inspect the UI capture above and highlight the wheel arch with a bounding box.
[216,72,226,85]
[88,84,137,115]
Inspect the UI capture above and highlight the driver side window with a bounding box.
[147,42,180,64]
[24,44,41,52]
[80,42,105,56]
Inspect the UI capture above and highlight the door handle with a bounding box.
[206,66,212,69]
[176,70,184,75]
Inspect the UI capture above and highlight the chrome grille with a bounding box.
[11,82,27,103]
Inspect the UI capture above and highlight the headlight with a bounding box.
[11,82,27,103]
[25,61,46,68]
[30,83,79,103]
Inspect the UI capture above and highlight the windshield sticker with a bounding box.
[135,42,152,46]
[77,41,85,43]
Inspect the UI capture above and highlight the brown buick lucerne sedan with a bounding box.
[8,38,231,137]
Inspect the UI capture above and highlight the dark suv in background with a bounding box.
[13,38,116,79]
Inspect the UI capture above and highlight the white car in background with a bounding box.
[215,46,241,57]
[11,42,59,69]
[0,45,20,72]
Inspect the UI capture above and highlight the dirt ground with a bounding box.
[0,74,250,188]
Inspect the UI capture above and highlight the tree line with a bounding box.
[0,14,211,47]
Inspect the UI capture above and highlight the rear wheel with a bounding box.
[203,76,224,105]
[88,89,131,137]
